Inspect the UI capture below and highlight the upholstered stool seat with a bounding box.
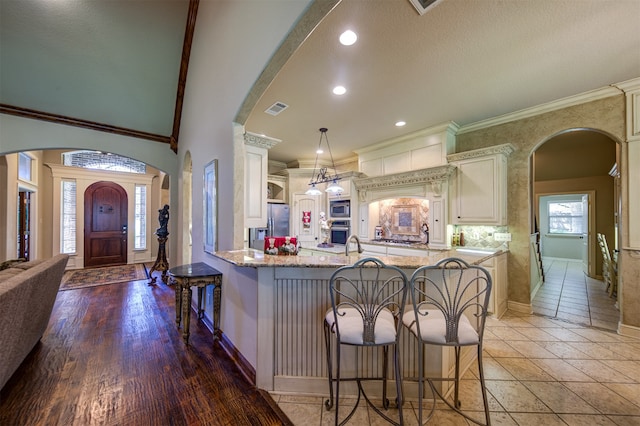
[325,306,397,345]
[402,308,479,345]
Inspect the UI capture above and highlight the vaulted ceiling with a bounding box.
[1,0,639,164]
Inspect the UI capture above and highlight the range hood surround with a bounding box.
[354,164,456,202]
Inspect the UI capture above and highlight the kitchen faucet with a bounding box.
[344,234,363,255]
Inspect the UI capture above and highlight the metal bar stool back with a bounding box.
[324,257,408,425]
[403,257,492,425]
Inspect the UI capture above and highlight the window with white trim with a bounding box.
[18,153,33,182]
[134,185,147,250]
[548,201,584,234]
[61,180,77,254]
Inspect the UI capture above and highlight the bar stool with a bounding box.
[323,257,408,425]
[403,257,492,425]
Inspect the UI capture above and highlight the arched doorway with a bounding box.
[530,128,620,330]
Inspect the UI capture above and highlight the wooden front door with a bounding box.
[84,182,128,268]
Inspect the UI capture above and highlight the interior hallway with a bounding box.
[532,258,620,331]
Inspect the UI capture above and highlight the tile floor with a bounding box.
[273,261,639,425]
[532,258,620,331]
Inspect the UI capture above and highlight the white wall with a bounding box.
[175,0,313,364]
[177,0,312,255]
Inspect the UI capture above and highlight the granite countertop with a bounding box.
[213,247,505,269]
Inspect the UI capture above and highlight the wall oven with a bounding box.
[330,220,350,245]
[329,200,350,218]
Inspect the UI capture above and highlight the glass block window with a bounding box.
[61,180,77,254]
[63,150,146,174]
[134,185,147,250]
[18,153,33,181]
[548,201,584,234]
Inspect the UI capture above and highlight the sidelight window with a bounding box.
[61,180,77,254]
[134,185,147,250]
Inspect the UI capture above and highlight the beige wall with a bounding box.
[455,95,635,326]
[536,175,615,277]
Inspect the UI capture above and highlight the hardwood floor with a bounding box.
[0,275,292,426]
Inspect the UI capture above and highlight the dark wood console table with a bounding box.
[168,262,222,344]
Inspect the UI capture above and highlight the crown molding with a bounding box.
[457,86,622,135]
[353,165,456,192]
[447,143,516,162]
[244,132,281,149]
[614,76,640,92]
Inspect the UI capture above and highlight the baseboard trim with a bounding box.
[194,305,256,385]
[618,322,640,339]
[218,332,257,386]
[507,301,533,314]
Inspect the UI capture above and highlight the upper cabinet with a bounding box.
[355,122,458,177]
[619,78,640,249]
[448,144,514,226]
[244,132,281,228]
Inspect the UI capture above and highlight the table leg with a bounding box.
[182,286,192,344]
[197,287,205,319]
[213,284,221,339]
[175,282,182,326]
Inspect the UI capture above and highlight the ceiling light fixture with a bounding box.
[395,121,406,127]
[305,128,344,196]
[333,85,346,95]
[339,30,357,46]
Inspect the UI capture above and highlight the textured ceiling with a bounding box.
[1,0,639,163]
[245,0,640,164]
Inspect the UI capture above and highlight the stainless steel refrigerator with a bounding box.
[267,203,290,237]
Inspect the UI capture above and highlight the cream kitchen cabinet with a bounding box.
[244,132,281,228]
[358,204,369,240]
[620,80,640,249]
[428,196,447,247]
[475,251,508,318]
[244,144,268,228]
[448,144,514,226]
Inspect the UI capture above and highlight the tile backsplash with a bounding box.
[377,198,429,243]
[453,225,509,250]
[373,197,508,248]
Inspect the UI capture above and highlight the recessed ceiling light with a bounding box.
[339,30,357,46]
[395,121,406,127]
[316,148,324,154]
[333,86,347,95]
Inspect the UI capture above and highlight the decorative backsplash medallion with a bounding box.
[378,198,429,242]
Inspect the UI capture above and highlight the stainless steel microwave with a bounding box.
[329,200,350,218]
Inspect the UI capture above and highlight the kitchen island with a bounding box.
[206,247,506,397]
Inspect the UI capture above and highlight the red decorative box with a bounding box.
[264,236,298,255]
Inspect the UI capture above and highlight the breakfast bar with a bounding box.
[207,247,506,398]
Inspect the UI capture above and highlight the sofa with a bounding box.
[0,254,69,389]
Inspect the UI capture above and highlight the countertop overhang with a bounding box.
[213,247,505,269]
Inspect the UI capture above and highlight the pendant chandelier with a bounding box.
[305,127,344,196]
